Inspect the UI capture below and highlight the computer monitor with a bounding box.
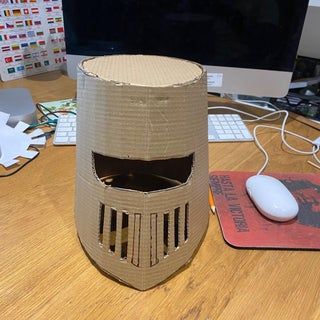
[298,1,320,60]
[62,1,309,98]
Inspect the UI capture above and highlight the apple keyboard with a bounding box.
[53,114,77,145]
[208,114,254,142]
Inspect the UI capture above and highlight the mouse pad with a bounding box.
[209,171,320,249]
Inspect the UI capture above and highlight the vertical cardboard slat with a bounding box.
[103,205,111,250]
[168,210,175,254]
[150,213,157,266]
[157,213,164,261]
[98,202,105,246]
[179,204,185,247]
[115,210,122,257]
[127,214,134,261]
[132,213,141,266]
[109,208,117,253]
[185,203,190,241]
[139,214,151,268]
[174,207,180,249]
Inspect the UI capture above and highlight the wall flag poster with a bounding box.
[0,0,66,81]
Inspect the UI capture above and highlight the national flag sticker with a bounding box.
[11,44,20,50]
[5,56,13,63]
[14,54,22,62]
[25,20,33,27]
[17,65,25,72]
[7,67,15,74]
[2,45,11,52]
[30,41,37,48]
[12,9,21,16]
[15,20,24,28]
[31,8,39,14]
[6,22,14,29]
[27,30,35,37]
[25,63,33,70]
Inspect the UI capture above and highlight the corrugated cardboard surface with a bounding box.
[75,55,209,290]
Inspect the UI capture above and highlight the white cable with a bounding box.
[313,146,320,165]
[208,106,281,122]
[208,105,319,174]
[253,125,320,175]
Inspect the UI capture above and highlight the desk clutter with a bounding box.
[210,171,320,250]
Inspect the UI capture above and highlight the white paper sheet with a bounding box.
[0,111,46,168]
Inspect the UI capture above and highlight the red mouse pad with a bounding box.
[209,171,320,249]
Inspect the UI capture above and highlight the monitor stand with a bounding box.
[224,93,275,111]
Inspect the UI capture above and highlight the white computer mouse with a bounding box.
[245,175,299,222]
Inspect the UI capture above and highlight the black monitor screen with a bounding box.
[62,0,308,72]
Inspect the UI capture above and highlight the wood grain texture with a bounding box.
[1,71,320,320]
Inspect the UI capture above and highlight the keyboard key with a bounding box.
[242,131,253,139]
[56,131,67,137]
[218,134,235,140]
[59,122,71,127]
[55,136,69,143]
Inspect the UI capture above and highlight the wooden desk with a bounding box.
[1,72,319,320]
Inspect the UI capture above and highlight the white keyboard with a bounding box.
[53,114,77,145]
[208,114,254,142]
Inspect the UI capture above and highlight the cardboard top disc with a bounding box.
[80,55,204,87]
